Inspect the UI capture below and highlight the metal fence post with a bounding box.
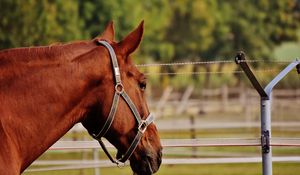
[261,97,272,175]
[235,52,300,175]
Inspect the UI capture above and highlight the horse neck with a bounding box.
[0,46,105,171]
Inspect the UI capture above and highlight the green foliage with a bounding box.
[164,0,216,60]
[0,0,82,48]
[224,0,300,59]
[162,0,300,60]
[78,0,172,62]
[0,0,299,88]
[1,0,299,57]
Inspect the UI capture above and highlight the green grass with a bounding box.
[25,108,300,175]
[24,163,300,175]
[158,163,300,175]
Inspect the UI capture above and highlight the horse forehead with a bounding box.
[123,65,143,80]
[122,59,142,76]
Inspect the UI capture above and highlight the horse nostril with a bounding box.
[142,153,152,162]
[157,154,162,164]
[157,149,162,165]
[157,149,162,159]
[146,155,152,161]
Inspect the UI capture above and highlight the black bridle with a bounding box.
[88,40,154,165]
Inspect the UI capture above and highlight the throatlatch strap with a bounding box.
[98,139,119,164]
[91,92,120,139]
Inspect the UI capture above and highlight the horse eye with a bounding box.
[139,81,147,90]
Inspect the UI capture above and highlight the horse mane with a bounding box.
[0,40,97,67]
[0,40,98,84]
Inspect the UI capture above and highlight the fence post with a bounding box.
[261,96,272,175]
[189,115,197,158]
[239,84,251,122]
[235,51,300,175]
[176,85,194,114]
[245,89,254,127]
[297,88,300,104]
[156,86,173,118]
[93,149,100,175]
[221,85,228,112]
[239,83,246,111]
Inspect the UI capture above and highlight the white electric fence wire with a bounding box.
[136,59,294,67]
[143,69,277,76]
[137,60,233,67]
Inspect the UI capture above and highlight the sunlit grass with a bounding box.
[25,108,300,175]
[24,163,300,175]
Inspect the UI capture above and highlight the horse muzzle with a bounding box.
[130,148,162,175]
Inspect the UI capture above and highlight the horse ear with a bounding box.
[95,21,115,41]
[118,21,144,55]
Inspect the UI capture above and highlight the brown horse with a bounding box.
[0,21,162,175]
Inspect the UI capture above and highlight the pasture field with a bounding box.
[24,163,300,175]
[25,127,300,175]
[25,104,300,175]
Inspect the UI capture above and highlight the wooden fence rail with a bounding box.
[26,138,300,172]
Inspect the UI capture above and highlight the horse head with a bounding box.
[81,21,162,175]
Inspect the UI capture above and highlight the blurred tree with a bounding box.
[78,0,172,63]
[163,0,219,87]
[223,0,300,86]
[0,0,81,49]
[162,0,300,87]
[1,0,299,61]
[222,0,300,59]
[164,0,216,61]
[163,0,300,61]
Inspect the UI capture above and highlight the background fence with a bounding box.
[25,138,300,173]
[25,60,300,175]
[25,87,300,174]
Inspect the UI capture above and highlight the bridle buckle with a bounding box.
[138,120,148,133]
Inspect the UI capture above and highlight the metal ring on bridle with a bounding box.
[115,83,124,94]
[116,161,126,168]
